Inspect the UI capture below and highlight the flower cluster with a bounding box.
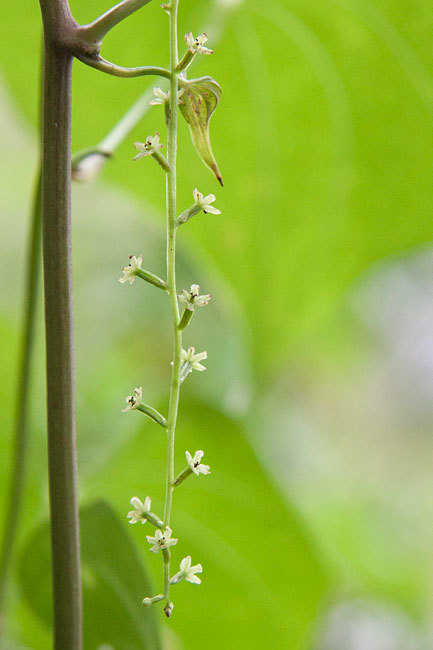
[119,10,220,620]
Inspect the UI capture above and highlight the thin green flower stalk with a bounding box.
[120,0,222,617]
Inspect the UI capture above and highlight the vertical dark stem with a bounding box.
[40,31,82,650]
[0,171,42,622]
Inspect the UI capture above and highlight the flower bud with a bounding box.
[164,602,174,618]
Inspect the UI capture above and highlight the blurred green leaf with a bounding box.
[19,501,162,650]
[84,401,330,649]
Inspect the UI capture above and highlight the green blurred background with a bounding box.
[0,0,432,648]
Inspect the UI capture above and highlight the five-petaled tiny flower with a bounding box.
[180,347,207,381]
[127,496,151,524]
[133,133,163,160]
[122,387,142,412]
[186,450,211,476]
[193,188,221,215]
[171,556,203,585]
[119,254,142,285]
[178,284,212,311]
[147,527,178,553]
[185,32,213,55]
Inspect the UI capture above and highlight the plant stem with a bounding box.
[0,170,42,622]
[80,0,153,44]
[162,0,180,609]
[39,31,82,649]
[74,54,170,79]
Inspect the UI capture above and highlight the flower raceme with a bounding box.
[119,4,221,617]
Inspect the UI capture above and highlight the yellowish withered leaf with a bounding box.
[179,76,223,185]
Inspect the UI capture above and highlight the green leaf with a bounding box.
[179,76,223,185]
[18,501,162,650]
[85,401,331,649]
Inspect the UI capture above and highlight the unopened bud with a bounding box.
[164,601,174,618]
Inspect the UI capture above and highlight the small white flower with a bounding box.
[180,347,207,381]
[193,188,221,215]
[186,450,211,476]
[127,496,151,524]
[149,87,168,105]
[119,254,142,284]
[133,133,163,161]
[146,527,178,553]
[171,556,203,585]
[122,387,142,412]
[178,284,212,311]
[185,32,213,55]
[149,87,184,106]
